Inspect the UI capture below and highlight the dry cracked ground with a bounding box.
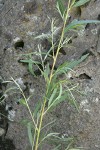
[0,0,100,150]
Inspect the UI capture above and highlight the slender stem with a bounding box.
[65,140,74,150]
[51,18,55,59]
[34,97,47,150]
[49,0,71,82]
[21,89,38,130]
[32,127,37,150]
[33,1,72,149]
[11,77,37,130]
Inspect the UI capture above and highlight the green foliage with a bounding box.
[65,20,100,33]
[73,0,90,7]
[19,98,27,106]
[43,63,50,83]
[20,59,41,76]
[2,0,100,150]
[56,0,91,20]
[56,0,66,19]
[55,54,89,76]
[27,122,33,146]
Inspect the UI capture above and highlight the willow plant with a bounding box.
[2,0,100,150]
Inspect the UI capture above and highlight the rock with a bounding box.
[0,4,3,10]
[0,138,15,150]
[0,76,3,83]
[97,35,100,53]
[23,1,37,14]
[69,7,81,19]
[0,0,4,10]
[0,104,8,139]
[0,127,5,136]
[16,77,26,90]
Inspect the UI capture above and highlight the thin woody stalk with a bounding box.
[34,1,72,150]
[49,0,71,82]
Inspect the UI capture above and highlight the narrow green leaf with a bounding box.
[27,122,33,146]
[49,83,63,107]
[48,92,68,112]
[33,101,41,118]
[4,86,18,94]
[65,53,89,69]
[20,59,41,65]
[73,0,90,7]
[39,132,60,147]
[40,132,59,144]
[20,59,41,76]
[52,92,68,107]
[41,120,56,131]
[52,144,61,150]
[50,135,73,142]
[65,20,100,33]
[69,97,79,111]
[20,59,31,63]
[35,33,51,40]
[71,0,76,6]
[43,63,50,83]
[28,62,35,76]
[48,88,58,106]
[56,0,66,19]
[19,98,27,106]
[56,83,63,101]
[55,54,89,76]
